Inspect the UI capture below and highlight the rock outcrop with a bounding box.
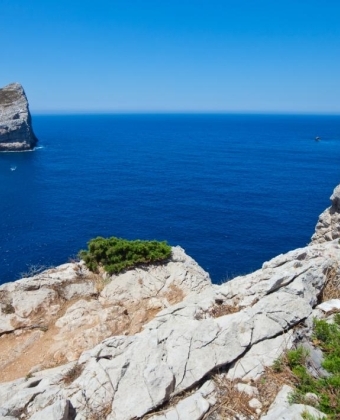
[0,83,38,152]
[311,184,340,244]
[0,247,211,383]
[1,190,340,419]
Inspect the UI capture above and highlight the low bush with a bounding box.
[79,236,172,275]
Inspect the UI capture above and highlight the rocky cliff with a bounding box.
[311,184,340,244]
[0,188,340,419]
[0,83,38,152]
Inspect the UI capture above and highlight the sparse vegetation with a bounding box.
[1,302,15,314]
[79,236,172,275]
[319,265,340,302]
[272,314,340,419]
[63,363,84,385]
[204,375,257,419]
[208,303,240,318]
[301,411,323,420]
[19,264,51,279]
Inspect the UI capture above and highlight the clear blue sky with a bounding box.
[1,0,340,113]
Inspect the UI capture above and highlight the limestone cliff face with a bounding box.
[0,83,38,151]
[311,184,340,244]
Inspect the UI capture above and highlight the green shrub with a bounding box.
[272,357,284,372]
[79,236,172,275]
[287,346,309,369]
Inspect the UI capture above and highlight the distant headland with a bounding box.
[0,82,38,152]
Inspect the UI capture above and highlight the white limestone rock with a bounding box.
[249,397,262,410]
[213,241,340,309]
[29,399,70,420]
[227,332,294,380]
[317,299,340,313]
[147,381,215,420]
[72,286,311,419]
[100,246,211,306]
[148,394,209,420]
[0,250,212,383]
[0,263,95,334]
[261,385,326,419]
[11,288,58,318]
[311,185,340,244]
[235,383,259,397]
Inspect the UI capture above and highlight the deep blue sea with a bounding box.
[1,114,340,285]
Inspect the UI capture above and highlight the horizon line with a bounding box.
[31,110,340,116]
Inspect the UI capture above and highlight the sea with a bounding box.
[1,114,340,285]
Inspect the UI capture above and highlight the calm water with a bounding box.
[1,114,340,285]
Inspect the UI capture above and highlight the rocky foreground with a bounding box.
[0,83,38,152]
[1,187,340,419]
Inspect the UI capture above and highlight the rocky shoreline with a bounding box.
[1,186,340,419]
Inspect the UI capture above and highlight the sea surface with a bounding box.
[1,114,340,285]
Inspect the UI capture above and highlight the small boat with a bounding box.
[315,136,321,141]
[10,166,17,171]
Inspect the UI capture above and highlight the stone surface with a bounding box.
[261,385,326,420]
[235,383,259,397]
[249,397,262,410]
[301,340,329,378]
[29,399,70,420]
[311,184,340,243]
[100,246,211,305]
[0,83,38,151]
[148,381,215,420]
[317,299,340,313]
[228,332,294,381]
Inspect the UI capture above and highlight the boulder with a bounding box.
[0,83,38,151]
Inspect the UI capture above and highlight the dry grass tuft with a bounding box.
[89,273,110,295]
[163,284,185,305]
[319,264,340,302]
[203,376,256,420]
[19,264,51,279]
[255,365,299,412]
[84,404,112,420]
[208,303,240,318]
[63,363,84,385]
[1,302,15,314]
[203,363,299,419]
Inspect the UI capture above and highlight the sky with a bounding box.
[1,0,340,113]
